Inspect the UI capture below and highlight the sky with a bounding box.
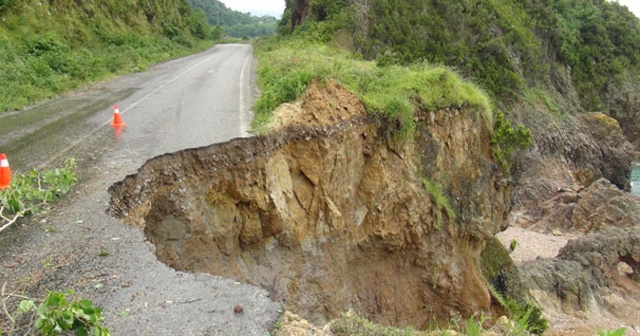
[219,0,285,17]
[613,0,640,18]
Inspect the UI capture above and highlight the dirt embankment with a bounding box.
[109,81,511,329]
[109,79,640,335]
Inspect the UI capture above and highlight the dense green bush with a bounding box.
[0,0,16,13]
[280,0,640,111]
[0,0,216,112]
[492,110,533,157]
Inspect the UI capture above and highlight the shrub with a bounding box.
[17,290,110,336]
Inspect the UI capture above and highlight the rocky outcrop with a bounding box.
[510,112,634,231]
[520,227,640,315]
[108,82,509,328]
[504,108,640,329]
[604,77,640,149]
[513,178,640,234]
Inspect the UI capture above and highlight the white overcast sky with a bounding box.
[613,0,640,17]
[218,0,639,19]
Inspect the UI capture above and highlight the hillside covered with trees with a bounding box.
[0,0,217,112]
[280,0,640,114]
[188,0,278,38]
[256,0,640,333]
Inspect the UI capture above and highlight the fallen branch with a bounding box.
[0,206,23,233]
[0,158,76,236]
[1,282,38,336]
[1,282,17,334]
[0,203,46,234]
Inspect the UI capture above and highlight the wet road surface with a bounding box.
[0,44,255,171]
[0,44,282,335]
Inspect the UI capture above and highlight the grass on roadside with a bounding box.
[0,0,216,112]
[253,38,493,137]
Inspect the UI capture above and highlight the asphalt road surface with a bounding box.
[0,43,256,170]
[0,44,282,335]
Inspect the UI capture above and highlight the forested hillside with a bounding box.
[262,1,640,332]
[188,0,278,38]
[281,0,640,114]
[0,0,215,112]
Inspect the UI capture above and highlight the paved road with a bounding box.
[0,44,255,170]
[0,44,282,335]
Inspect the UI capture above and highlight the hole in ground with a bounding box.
[108,122,496,330]
[136,187,489,330]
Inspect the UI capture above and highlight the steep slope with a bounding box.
[0,0,212,111]
[109,81,510,328]
[281,0,640,145]
[274,0,640,333]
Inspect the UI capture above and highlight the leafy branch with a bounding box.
[1,283,110,336]
[0,158,76,233]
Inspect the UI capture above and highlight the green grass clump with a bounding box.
[524,87,560,114]
[253,38,493,136]
[326,310,535,336]
[598,328,627,336]
[505,299,549,335]
[487,282,549,335]
[422,178,455,230]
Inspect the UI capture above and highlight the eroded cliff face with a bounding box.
[505,108,640,330]
[511,111,634,230]
[109,82,509,328]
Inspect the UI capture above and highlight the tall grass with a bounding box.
[253,38,493,136]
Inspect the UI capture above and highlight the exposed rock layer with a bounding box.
[511,112,634,231]
[521,226,640,317]
[109,82,509,328]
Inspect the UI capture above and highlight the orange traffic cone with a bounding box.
[110,105,126,128]
[0,153,11,190]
